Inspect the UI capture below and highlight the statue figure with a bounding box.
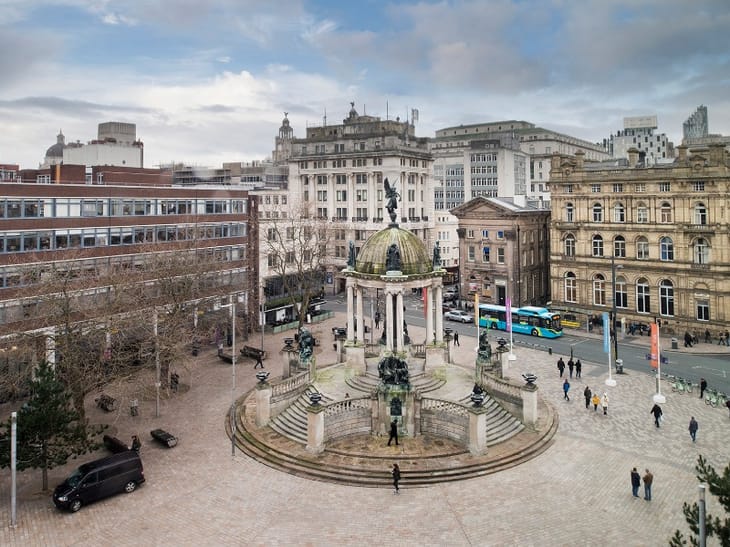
[386,243,401,272]
[347,241,356,268]
[384,178,400,223]
[298,328,314,361]
[478,329,492,360]
[433,241,441,269]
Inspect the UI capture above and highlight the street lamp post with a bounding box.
[610,255,623,367]
[220,295,237,457]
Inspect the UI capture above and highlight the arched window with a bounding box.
[615,276,628,308]
[613,202,625,222]
[614,235,626,258]
[564,234,576,257]
[564,272,577,303]
[592,235,603,257]
[660,279,674,316]
[637,202,649,223]
[694,237,709,264]
[636,278,650,313]
[593,274,606,305]
[565,202,574,222]
[592,203,603,222]
[694,202,707,225]
[636,236,649,260]
[660,202,672,223]
[660,236,674,261]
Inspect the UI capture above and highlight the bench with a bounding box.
[95,394,118,412]
[240,345,266,360]
[217,349,234,363]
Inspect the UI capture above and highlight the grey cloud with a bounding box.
[195,104,237,113]
[0,96,155,117]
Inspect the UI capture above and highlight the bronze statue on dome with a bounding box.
[384,178,400,224]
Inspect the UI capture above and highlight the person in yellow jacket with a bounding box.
[591,393,600,411]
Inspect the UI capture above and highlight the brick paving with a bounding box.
[1,311,727,546]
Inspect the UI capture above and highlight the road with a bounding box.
[326,292,730,394]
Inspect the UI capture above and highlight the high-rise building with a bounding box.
[683,105,709,142]
[604,115,673,165]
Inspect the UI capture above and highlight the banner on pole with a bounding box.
[474,293,479,326]
[602,312,610,354]
[649,323,659,368]
[506,297,512,332]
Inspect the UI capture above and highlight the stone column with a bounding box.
[306,405,325,454]
[425,285,434,344]
[385,290,394,352]
[346,285,355,344]
[413,392,422,436]
[501,350,510,378]
[356,286,364,344]
[255,382,272,427]
[521,384,538,426]
[396,291,404,351]
[435,286,444,343]
[467,406,488,455]
[45,328,56,366]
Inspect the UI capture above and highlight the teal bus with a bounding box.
[478,304,563,338]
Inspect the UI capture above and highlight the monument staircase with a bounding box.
[229,381,558,488]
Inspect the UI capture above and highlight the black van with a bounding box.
[53,451,145,512]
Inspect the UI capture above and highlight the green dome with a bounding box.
[355,226,431,276]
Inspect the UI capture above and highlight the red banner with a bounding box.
[423,287,428,319]
[649,323,659,368]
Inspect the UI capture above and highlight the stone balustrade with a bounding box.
[322,397,372,442]
[420,397,469,443]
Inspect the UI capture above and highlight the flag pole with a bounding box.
[604,312,616,386]
[653,323,666,403]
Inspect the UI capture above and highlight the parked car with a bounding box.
[444,310,474,323]
[442,289,458,303]
[53,451,145,513]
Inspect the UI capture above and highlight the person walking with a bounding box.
[562,379,570,401]
[254,352,265,369]
[557,357,565,378]
[387,419,399,446]
[591,392,600,411]
[601,392,609,415]
[130,435,141,453]
[643,469,653,501]
[688,416,699,443]
[699,378,708,399]
[567,358,575,378]
[684,331,693,348]
[630,468,641,497]
[453,331,460,346]
[583,386,592,409]
[705,328,711,343]
[650,403,663,428]
[374,312,381,330]
[392,463,401,493]
[575,359,582,378]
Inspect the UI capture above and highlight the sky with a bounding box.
[1,0,729,170]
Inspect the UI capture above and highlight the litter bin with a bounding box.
[671,337,678,350]
[615,359,624,374]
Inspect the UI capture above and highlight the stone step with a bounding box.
[345,374,446,395]
[269,388,333,444]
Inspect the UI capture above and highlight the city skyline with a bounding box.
[1,0,729,170]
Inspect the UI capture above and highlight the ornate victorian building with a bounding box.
[549,144,730,335]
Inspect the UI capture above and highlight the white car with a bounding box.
[444,310,474,323]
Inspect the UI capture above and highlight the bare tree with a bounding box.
[262,203,335,330]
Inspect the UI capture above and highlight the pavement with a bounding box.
[1,311,728,546]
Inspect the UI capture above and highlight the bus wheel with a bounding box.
[531,329,538,336]
[490,323,497,329]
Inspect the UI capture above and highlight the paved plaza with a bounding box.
[1,312,728,546]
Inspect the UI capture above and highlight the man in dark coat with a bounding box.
[630,468,641,497]
[699,378,708,399]
[650,404,663,428]
[575,359,582,378]
[557,357,565,378]
[567,358,575,378]
[387,419,399,446]
[583,386,592,409]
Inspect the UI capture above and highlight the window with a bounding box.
[612,183,624,193]
[694,203,707,225]
[468,245,475,262]
[659,182,671,192]
[564,272,577,303]
[592,235,603,257]
[356,189,367,202]
[614,236,626,257]
[696,299,709,321]
[482,229,489,239]
[267,228,277,241]
[613,203,625,222]
[660,237,674,261]
[635,183,646,193]
[565,184,573,193]
[693,181,705,192]
[636,279,650,313]
[592,203,603,222]
[317,190,327,202]
[565,203,574,222]
[591,184,601,193]
[659,280,674,316]
[593,274,606,305]
[660,202,672,223]
[637,203,648,223]
[482,246,490,263]
[615,276,628,308]
[636,236,649,260]
[467,229,475,238]
[497,248,505,264]
[497,231,504,240]
[267,253,278,268]
[694,238,709,264]
[336,190,347,202]
[564,234,576,257]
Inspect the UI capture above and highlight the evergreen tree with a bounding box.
[0,361,103,491]
[670,455,730,546]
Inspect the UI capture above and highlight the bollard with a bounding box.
[548,347,553,355]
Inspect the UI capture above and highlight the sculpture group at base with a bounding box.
[377,354,410,386]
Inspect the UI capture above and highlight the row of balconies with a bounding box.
[327,216,431,223]
[555,221,716,233]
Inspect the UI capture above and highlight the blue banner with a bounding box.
[602,312,610,353]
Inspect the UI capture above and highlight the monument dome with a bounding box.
[355,225,431,276]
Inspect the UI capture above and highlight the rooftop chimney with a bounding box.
[627,148,639,168]
[677,145,688,163]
